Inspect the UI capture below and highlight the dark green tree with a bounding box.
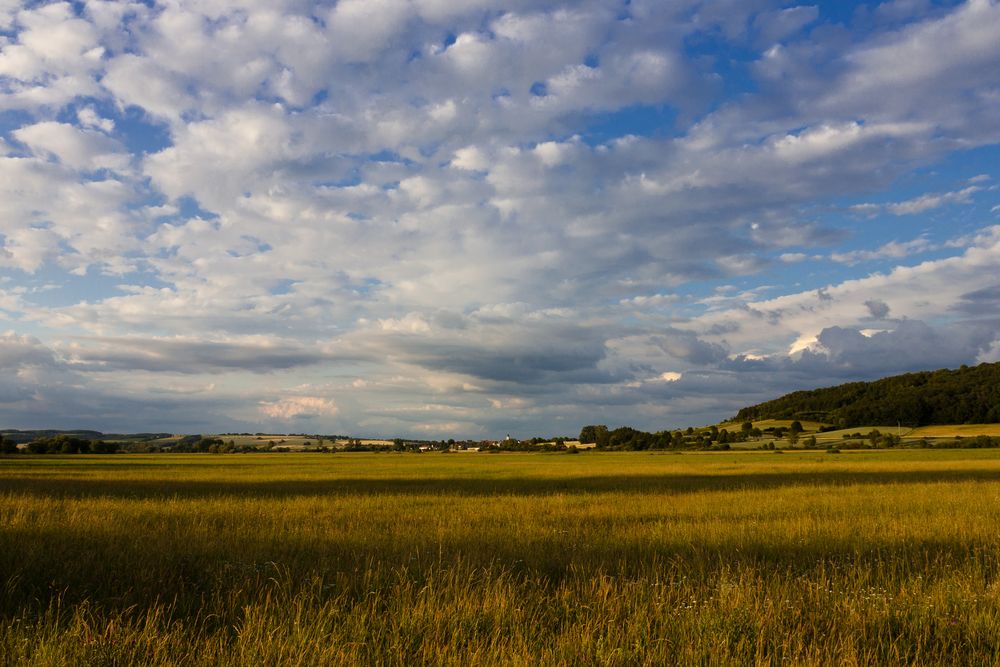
[579,425,609,447]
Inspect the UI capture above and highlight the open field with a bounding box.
[804,426,911,446]
[783,424,1000,447]
[3,450,1000,665]
[718,422,1000,449]
[719,418,828,432]
[909,424,1000,438]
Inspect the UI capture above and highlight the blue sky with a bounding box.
[1,0,999,437]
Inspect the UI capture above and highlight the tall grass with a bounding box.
[3,450,1000,665]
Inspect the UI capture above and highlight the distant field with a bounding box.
[205,435,395,449]
[909,424,1000,438]
[719,418,828,432]
[807,426,909,443]
[215,434,330,448]
[3,450,1000,664]
[721,421,1000,447]
[801,424,1000,444]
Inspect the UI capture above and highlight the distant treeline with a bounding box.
[0,430,171,445]
[1,434,119,454]
[734,362,1000,428]
[579,424,755,451]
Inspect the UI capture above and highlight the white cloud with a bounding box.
[0,226,62,273]
[752,5,819,45]
[259,396,340,420]
[102,54,195,122]
[77,106,115,133]
[13,121,127,171]
[694,226,1000,363]
[831,236,934,264]
[325,0,413,62]
[886,186,981,215]
[779,252,808,263]
[0,2,104,110]
[0,151,139,275]
[451,145,490,171]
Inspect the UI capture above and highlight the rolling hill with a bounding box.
[733,361,1000,428]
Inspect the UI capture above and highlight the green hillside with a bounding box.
[734,362,1000,428]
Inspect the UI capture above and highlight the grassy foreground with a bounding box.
[3,451,1000,665]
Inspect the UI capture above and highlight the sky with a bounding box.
[1,0,999,438]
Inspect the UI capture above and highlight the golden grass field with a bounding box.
[3,450,1000,665]
[908,424,1000,438]
[716,421,1000,449]
[718,419,828,432]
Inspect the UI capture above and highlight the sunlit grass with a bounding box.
[909,424,1000,438]
[3,450,1000,665]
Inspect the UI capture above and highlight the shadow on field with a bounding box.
[4,468,1000,499]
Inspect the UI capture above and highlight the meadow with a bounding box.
[2,450,1000,665]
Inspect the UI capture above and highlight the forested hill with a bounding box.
[734,362,1000,427]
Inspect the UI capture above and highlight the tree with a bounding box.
[90,440,119,454]
[579,425,609,447]
[26,440,48,454]
[0,435,17,454]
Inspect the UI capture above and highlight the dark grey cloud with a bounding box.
[864,299,891,319]
[0,382,249,432]
[649,331,730,366]
[953,284,1000,315]
[808,320,994,377]
[0,333,57,371]
[366,319,615,385]
[66,337,362,374]
[410,345,613,384]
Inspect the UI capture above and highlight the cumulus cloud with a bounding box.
[0,331,57,371]
[259,396,340,420]
[805,320,995,376]
[13,121,127,171]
